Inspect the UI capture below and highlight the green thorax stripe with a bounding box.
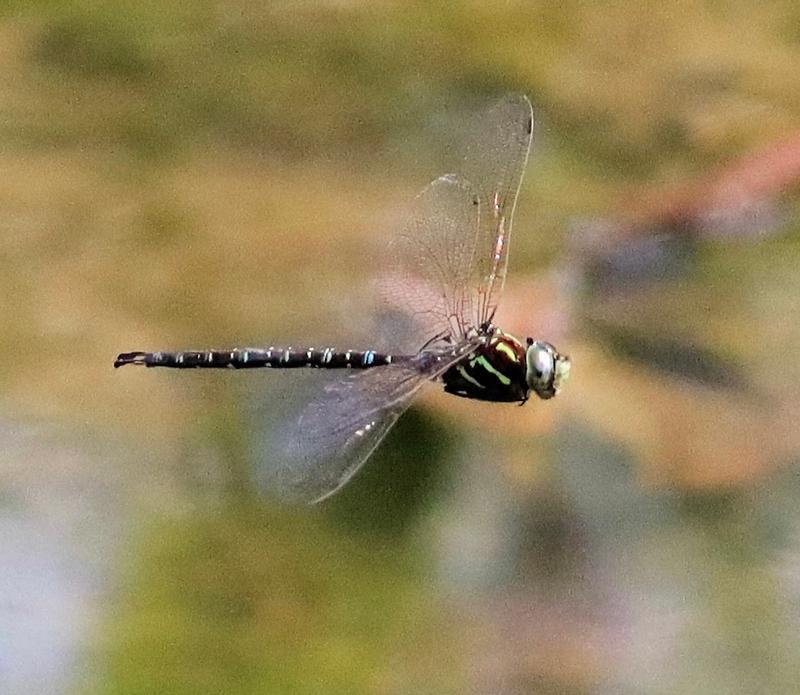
[469,354,512,386]
[462,331,527,388]
[493,339,520,363]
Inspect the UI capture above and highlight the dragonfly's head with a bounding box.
[525,339,571,400]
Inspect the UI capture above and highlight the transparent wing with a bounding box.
[266,344,477,504]
[375,94,533,353]
[377,174,482,353]
[460,93,533,325]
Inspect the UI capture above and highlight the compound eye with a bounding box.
[531,347,553,378]
[526,342,555,397]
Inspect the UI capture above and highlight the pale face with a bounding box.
[525,340,571,400]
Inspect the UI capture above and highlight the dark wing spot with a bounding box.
[526,116,533,135]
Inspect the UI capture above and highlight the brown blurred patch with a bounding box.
[573,344,800,490]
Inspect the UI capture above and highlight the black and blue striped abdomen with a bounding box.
[114,347,394,369]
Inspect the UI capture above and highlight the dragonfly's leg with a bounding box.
[418,330,451,352]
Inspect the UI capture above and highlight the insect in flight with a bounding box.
[115,94,571,503]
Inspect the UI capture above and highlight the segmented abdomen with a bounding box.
[114,347,393,369]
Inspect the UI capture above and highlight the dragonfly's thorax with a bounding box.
[441,329,529,402]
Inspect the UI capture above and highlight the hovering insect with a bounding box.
[115,94,570,502]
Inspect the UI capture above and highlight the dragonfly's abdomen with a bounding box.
[114,347,394,369]
[441,332,528,402]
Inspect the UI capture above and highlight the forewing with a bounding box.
[459,94,533,325]
[375,95,533,352]
[376,174,481,353]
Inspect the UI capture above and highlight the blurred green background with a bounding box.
[1,1,800,693]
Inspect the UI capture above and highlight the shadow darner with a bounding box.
[115,94,570,503]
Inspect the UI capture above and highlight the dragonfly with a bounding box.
[115,94,571,503]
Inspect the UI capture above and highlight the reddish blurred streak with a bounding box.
[578,130,800,252]
[698,132,800,207]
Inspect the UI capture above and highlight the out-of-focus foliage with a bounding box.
[3,0,799,166]
[88,506,465,695]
